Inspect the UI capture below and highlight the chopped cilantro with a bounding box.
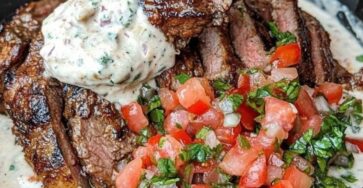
[150,177,180,186]
[341,173,358,183]
[180,143,213,163]
[99,53,114,65]
[237,135,251,149]
[196,127,211,139]
[213,79,232,96]
[175,73,191,84]
[290,129,313,154]
[227,94,244,111]
[157,158,177,177]
[356,54,363,62]
[148,96,161,112]
[136,128,151,145]
[268,22,297,46]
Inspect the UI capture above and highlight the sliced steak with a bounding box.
[3,35,88,188]
[229,1,268,68]
[244,0,275,49]
[156,45,204,90]
[271,0,314,86]
[0,0,64,113]
[63,85,137,188]
[302,11,352,84]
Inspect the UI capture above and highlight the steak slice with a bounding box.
[3,35,88,188]
[63,85,137,188]
[0,0,64,113]
[302,11,352,84]
[229,1,268,68]
[198,26,235,80]
[271,0,314,86]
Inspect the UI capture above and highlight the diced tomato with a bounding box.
[270,68,299,82]
[219,144,259,176]
[133,146,153,167]
[239,155,267,188]
[116,158,143,188]
[148,134,162,146]
[154,135,184,162]
[176,78,211,115]
[170,130,192,145]
[300,115,322,136]
[316,82,343,104]
[283,165,313,188]
[189,108,224,135]
[237,74,251,95]
[199,78,215,100]
[187,100,211,115]
[267,166,285,185]
[262,97,297,132]
[159,88,180,114]
[345,138,363,152]
[270,43,301,68]
[191,185,211,188]
[194,160,217,174]
[249,131,276,158]
[237,104,258,131]
[270,180,293,188]
[121,102,149,133]
[215,124,242,145]
[164,110,190,134]
[294,88,318,118]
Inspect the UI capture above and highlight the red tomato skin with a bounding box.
[270,43,301,68]
[191,185,211,188]
[148,134,162,146]
[176,78,211,110]
[317,82,343,104]
[154,135,183,161]
[215,124,242,145]
[121,102,149,133]
[345,138,363,152]
[262,97,297,132]
[159,88,180,114]
[248,131,276,158]
[239,155,267,188]
[237,104,258,131]
[116,158,143,188]
[170,130,192,145]
[164,110,190,134]
[237,74,251,95]
[188,108,224,136]
[294,88,318,118]
[133,146,152,167]
[219,145,259,176]
[270,180,293,188]
[283,165,313,188]
[187,100,211,115]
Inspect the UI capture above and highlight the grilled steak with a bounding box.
[0,0,64,112]
[156,45,204,90]
[229,1,269,68]
[302,11,352,84]
[3,35,88,188]
[198,26,237,80]
[142,0,231,49]
[63,85,137,188]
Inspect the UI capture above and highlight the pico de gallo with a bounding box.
[117,69,363,188]
[116,23,363,188]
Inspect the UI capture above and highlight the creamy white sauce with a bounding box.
[0,115,42,188]
[40,0,176,105]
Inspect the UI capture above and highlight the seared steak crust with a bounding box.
[63,85,137,188]
[156,45,204,90]
[3,36,88,188]
[302,11,352,84]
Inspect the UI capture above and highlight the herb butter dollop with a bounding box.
[40,0,176,104]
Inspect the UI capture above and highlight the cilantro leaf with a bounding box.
[196,127,211,139]
[341,173,358,183]
[136,128,151,145]
[227,94,244,111]
[237,135,251,149]
[175,73,191,84]
[180,143,213,163]
[213,79,232,96]
[148,96,161,112]
[149,109,165,134]
[157,158,177,177]
[290,129,313,154]
[268,22,297,46]
[356,54,363,62]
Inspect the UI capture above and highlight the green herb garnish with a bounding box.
[175,73,191,84]
[268,22,297,46]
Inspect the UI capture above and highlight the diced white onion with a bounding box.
[223,113,241,128]
[270,68,298,82]
[314,96,331,113]
[218,99,235,114]
[205,131,220,149]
